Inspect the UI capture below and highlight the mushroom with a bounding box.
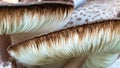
[8,19,120,68]
[10,0,88,45]
[63,0,120,68]
[8,0,120,68]
[0,0,73,67]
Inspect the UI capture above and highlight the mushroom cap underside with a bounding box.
[0,1,73,34]
[8,19,120,65]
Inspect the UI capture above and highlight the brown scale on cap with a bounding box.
[8,20,120,67]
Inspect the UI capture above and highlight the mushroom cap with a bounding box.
[73,0,86,8]
[8,0,120,67]
[0,1,73,35]
[8,20,120,67]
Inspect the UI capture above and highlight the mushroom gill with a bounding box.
[0,1,73,67]
[0,1,73,35]
[8,20,120,67]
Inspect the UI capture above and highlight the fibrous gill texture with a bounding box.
[0,2,73,35]
[8,20,120,66]
[11,0,120,45]
[8,0,120,68]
